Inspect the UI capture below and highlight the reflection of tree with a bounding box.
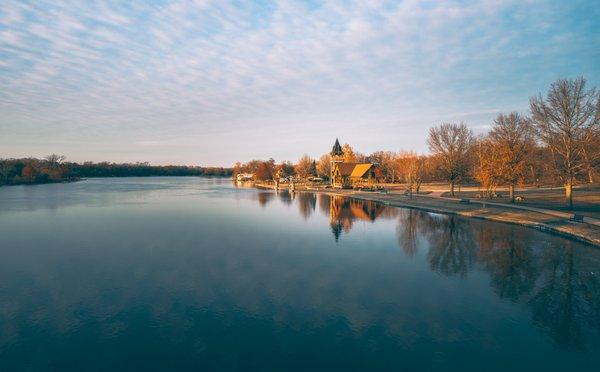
[297,192,316,219]
[396,209,420,257]
[278,190,292,205]
[328,197,600,351]
[257,192,273,207]
[528,243,600,351]
[475,224,537,302]
[318,194,330,215]
[422,215,476,277]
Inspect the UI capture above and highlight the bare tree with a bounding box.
[489,112,534,202]
[530,77,599,208]
[44,154,66,166]
[582,124,600,183]
[427,123,474,196]
[369,151,397,182]
[396,151,425,198]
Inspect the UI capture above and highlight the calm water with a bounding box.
[1,178,599,371]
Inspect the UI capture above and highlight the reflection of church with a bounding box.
[326,195,387,241]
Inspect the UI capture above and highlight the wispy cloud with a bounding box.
[0,0,598,165]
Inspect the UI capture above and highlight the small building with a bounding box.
[236,173,254,182]
[329,139,376,188]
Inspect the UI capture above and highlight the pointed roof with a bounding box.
[331,138,343,156]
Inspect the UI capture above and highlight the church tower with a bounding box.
[330,138,344,184]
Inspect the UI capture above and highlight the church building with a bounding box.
[329,139,376,188]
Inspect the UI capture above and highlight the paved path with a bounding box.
[415,192,600,228]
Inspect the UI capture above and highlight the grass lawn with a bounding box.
[446,184,600,219]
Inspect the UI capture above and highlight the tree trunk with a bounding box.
[565,178,573,209]
[509,183,515,203]
[450,181,455,196]
[582,149,594,184]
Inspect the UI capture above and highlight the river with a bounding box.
[0,177,599,371]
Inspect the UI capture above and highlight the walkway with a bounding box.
[417,192,600,228]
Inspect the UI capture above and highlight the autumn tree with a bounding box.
[20,163,38,183]
[316,154,331,179]
[530,77,599,208]
[474,137,502,198]
[295,154,314,179]
[427,122,474,196]
[254,160,275,181]
[342,143,357,162]
[488,113,534,202]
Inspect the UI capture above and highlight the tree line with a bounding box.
[234,77,599,208]
[0,156,232,186]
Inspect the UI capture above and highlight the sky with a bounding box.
[1,1,599,166]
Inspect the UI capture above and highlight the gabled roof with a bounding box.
[350,163,373,178]
[331,138,343,156]
[334,162,373,177]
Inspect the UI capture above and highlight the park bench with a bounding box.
[459,198,470,204]
[570,214,584,223]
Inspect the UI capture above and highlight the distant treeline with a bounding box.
[70,161,232,178]
[0,156,232,186]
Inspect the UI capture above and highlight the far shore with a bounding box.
[255,182,600,248]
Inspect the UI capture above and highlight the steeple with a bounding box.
[330,138,343,157]
[330,138,344,186]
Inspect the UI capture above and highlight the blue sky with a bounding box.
[1,0,598,166]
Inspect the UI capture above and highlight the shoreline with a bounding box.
[257,183,600,248]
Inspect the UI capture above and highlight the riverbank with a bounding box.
[256,182,600,247]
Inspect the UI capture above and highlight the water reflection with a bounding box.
[257,191,274,207]
[529,243,600,351]
[297,192,317,219]
[324,195,397,241]
[475,224,538,301]
[2,182,600,369]
[263,192,600,351]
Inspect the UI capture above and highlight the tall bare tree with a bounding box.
[530,77,599,208]
[427,123,474,196]
[489,112,534,202]
[582,125,600,183]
